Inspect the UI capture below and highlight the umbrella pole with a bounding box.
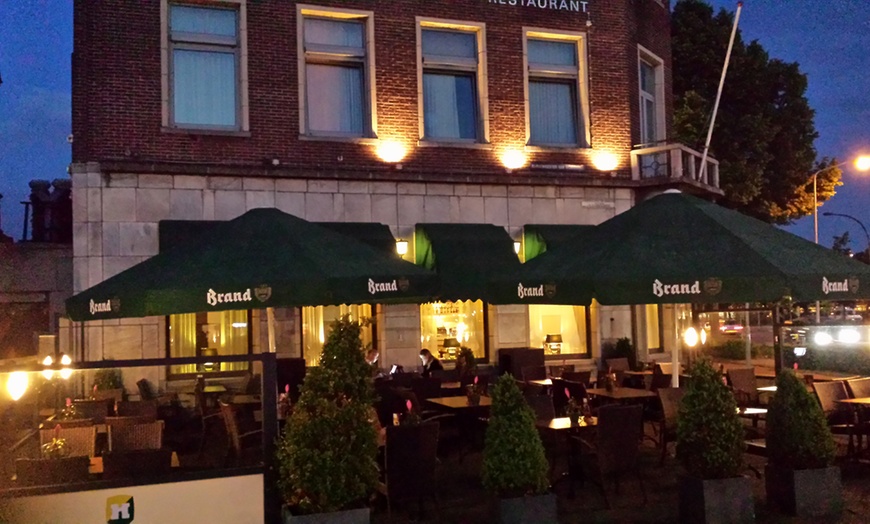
[266,307,276,353]
[671,305,680,388]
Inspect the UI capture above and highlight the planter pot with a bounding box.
[765,464,842,518]
[679,476,754,524]
[282,506,370,524]
[499,493,557,524]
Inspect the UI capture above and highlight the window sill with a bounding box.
[525,144,590,153]
[417,140,493,150]
[161,126,251,138]
[298,134,379,146]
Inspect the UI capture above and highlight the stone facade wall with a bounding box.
[68,163,634,376]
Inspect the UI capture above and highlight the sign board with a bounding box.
[488,0,590,13]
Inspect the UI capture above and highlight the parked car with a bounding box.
[719,319,744,335]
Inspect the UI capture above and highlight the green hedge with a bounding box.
[784,346,870,376]
[705,340,774,360]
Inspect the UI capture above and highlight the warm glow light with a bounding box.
[501,150,527,171]
[814,331,833,346]
[513,241,521,254]
[60,368,73,380]
[60,354,72,366]
[700,328,707,346]
[376,140,407,163]
[683,327,699,348]
[231,322,248,328]
[855,156,870,171]
[7,372,28,401]
[42,355,53,366]
[396,240,409,256]
[592,151,619,172]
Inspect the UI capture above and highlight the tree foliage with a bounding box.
[766,370,835,470]
[672,0,837,224]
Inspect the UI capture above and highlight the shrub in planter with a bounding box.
[483,374,555,524]
[765,370,840,517]
[276,317,378,522]
[94,368,123,391]
[676,359,753,524]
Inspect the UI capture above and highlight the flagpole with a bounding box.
[698,2,743,182]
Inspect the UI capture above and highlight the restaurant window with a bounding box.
[418,20,486,142]
[302,305,374,367]
[638,47,665,145]
[529,304,590,357]
[299,8,373,137]
[168,3,241,129]
[525,31,589,147]
[168,310,250,376]
[420,300,486,361]
[645,304,663,353]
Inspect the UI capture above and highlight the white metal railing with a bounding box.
[630,143,720,188]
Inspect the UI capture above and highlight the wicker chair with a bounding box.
[218,401,262,465]
[39,426,97,457]
[73,398,112,424]
[524,393,555,421]
[106,415,157,427]
[383,421,440,519]
[521,365,547,383]
[16,456,90,486]
[562,370,593,386]
[102,449,173,480]
[93,388,124,405]
[656,388,686,464]
[108,421,164,451]
[50,418,95,429]
[813,380,858,454]
[727,368,760,407]
[116,400,158,420]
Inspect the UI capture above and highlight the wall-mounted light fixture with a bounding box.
[6,372,28,401]
[376,140,408,166]
[396,239,409,257]
[59,353,73,380]
[42,355,54,380]
[513,241,521,254]
[592,151,619,172]
[501,150,528,172]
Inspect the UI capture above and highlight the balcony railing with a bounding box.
[630,143,720,189]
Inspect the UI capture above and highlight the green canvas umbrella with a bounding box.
[66,208,437,321]
[490,192,870,305]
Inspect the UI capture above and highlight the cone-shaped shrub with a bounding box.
[766,370,835,470]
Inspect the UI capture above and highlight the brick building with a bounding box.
[68,0,719,389]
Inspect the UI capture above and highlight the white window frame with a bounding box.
[523,28,590,149]
[297,4,377,140]
[638,45,666,146]
[161,0,249,132]
[416,18,489,145]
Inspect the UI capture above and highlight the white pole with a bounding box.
[266,307,277,353]
[744,303,752,364]
[698,2,743,181]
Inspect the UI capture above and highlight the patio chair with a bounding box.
[575,404,647,509]
[219,401,262,466]
[195,377,224,454]
[605,358,630,372]
[524,392,555,421]
[548,364,575,378]
[727,368,760,407]
[49,418,95,429]
[552,378,588,417]
[116,400,158,420]
[411,377,442,402]
[655,362,674,376]
[813,380,857,454]
[73,398,112,424]
[93,388,124,406]
[562,370,592,386]
[383,421,440,519]
[39,426,97,457]
[15,456,90,486]
[656,388,686,465]
[106,414,157,427]
[522,365,548,383]
[650,368,672,392]
[845,377,870,399]
[102,448,173,480]
[108,421,164,451]
[430,368,458,382]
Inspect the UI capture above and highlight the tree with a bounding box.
[672,0,837,224]
[831,231,852,257]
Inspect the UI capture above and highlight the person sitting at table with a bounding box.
[419,349,443,378]
[365,348,385,378]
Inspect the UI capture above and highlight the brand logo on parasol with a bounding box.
[397,278,410,292]
[254,285,272,302]
[89,298,120,315]
[517,283,546,299]
[652,279,700,298]
[368,279,399,294]
[822,277,859,295]
[703,278,723,296]
[206,288,252,306]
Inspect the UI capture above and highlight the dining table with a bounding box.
[426,395,492,410]
[586,387,657,401]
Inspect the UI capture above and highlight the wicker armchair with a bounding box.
[108,421,164,451]
[39,426,97,457]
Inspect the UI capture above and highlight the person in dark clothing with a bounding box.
[419,349,443,378]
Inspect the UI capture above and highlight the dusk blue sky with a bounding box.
[1,1,868,248]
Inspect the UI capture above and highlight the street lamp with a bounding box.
[822,211,870,259]
[810,156,870,322]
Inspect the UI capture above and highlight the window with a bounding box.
[302,305,375,367]
[300,17,369,136]
[420,300,487,361]
[525,32,588,147]
[419,24,485,142]
[638,48,665,145]
[168,4,241,129]
[168,310,250,376]
[529,305,590,357]
[644,304,663,353]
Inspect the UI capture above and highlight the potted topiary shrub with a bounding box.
[677,359,754,524]
[483,374,555,524]
[276,317,378,523]
[765,370,840,517]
